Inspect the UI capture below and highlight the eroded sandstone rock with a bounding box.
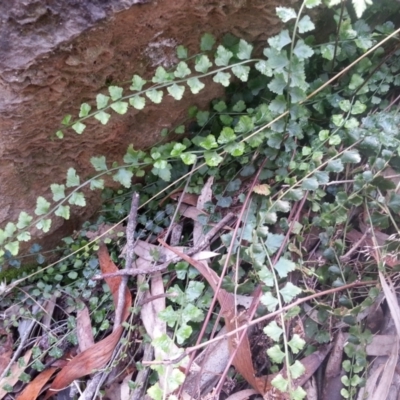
[0,0,288,256]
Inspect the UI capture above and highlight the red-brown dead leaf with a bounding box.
[0,329,13,376]
[16,367,58,400]
[44,245,132,399]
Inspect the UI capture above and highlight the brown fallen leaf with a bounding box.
[0,329,13,377]
[16,367,58,400]
[0,349,32,399]
[44,245,132,399]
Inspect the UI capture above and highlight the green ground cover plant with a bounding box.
[1,0,400,398]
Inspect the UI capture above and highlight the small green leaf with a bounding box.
[266,233,285,255]
[274,257,296,278]
[321,44,335,60]
[268,74,287,94]
[388,193,400,213]
[200,33,216,51]
[204,151,223,167]
[271,374,289,393]
[159,305,178,327]
[113,168,133,188]
[341,150,361,163]
[146,89,163,104]
[79,103,91,117]
[268,30,291,51]
[5,222,16,237]
[218,127,236,144]
[174,61,191,78]
[180,152,197,165]
[66,168,80,187]
[288,334,306,353]
[298,15,315,33]
[90,156,107,172]
[130,75,147,91]
[17,212,33,229]
[0,229,7,245]
[170,143,186,157]
[194,55,213,73]
[68,192,86,207]
[199,135,218,150]
[167,84,185,100]
[129,95,145,110]
[187,77,205,94]
[305,0,321,7]
[264,321,283,341]
[352,0,372,18]
[152,66,172,83]
[276,7,297,22]
[268,345,286,364]
[68,271,78,280]
[50,184,66,202]
[214,101,227,112]
[332,114,344,127]
[290,360,306,379]
[5,241,19,256]
[176,45,188,59]
[55,205,70,220]
[152,161,172,181]
[232,65,250,82]
[94,111,111,125]
[90,179,104,190]
[196,111,210,127]
[225,142,245,156]
[280,282,302,303]
[255,60,273,76]
[261,292,279,312]
[36,218,52,232]
[237,39,253,60]
[301,178,319,191]
[61,115,72,125]
[110,101,128,114]
[235,115,254,133]
[96,93,110,109]
[72,122,86,134]
[35,197,50,216]
[269,95,287,114]
[215,45,233,66]
[108,86,123,101]
[349,74,364,90]
[351,100,367,114]
[17,231,31,242]
[123,145,144,164]
[55,130,64,139]
[326,159,344,172]
[213,71,231,87]
[232,100,246,112]
[293,40,314,59]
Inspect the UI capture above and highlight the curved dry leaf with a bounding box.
[16,367,58,400]
[44,245,132,399]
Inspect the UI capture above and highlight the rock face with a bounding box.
[0,0,288,255]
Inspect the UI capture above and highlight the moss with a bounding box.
[0,263,42,284]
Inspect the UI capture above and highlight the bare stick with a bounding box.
[93,212,235,280]
[114,192,140,330]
